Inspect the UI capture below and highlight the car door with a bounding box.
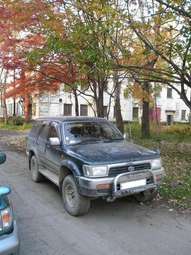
[36,123,50,169]
[45,122,62,175]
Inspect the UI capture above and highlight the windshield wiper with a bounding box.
[112,138,124,141]
[75,138,101,145]
[102,138,123,142]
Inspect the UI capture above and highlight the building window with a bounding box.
[167,87,172,98]
[181,110,186,120]
[80,104,88,116]
[64,104,72,116]
[104,106,107,118]
[167,114,173,125]
[133,107,139,120]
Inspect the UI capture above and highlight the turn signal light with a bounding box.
[96,183,111,190]
[156,174,162,182]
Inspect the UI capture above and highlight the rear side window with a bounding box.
[30,122,42,137]
[38,125,49,140]
[48,125,59,138]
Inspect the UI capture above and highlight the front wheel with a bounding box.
[135,189,158,203]
[62,175,90,216]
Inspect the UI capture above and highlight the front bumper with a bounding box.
[77,168,164,199]
[0,221,20,255]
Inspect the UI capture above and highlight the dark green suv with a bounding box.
[27,117,164,216]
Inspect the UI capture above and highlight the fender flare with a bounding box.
[59,160,81,188]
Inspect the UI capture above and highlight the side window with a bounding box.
[167,87,172,98]
[30,122,41,136]
[48,125,59,138]
[37,124,49,142]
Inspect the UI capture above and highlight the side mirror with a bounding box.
[0,186,11,197]
[49,137,60,146]
[123,133,129,141]
[0,152,6,165]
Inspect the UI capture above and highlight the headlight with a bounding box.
[0,207,13,234]
[83,165,109,177]
[151,158,162,170]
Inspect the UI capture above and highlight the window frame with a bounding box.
[181,110,186,121]
[103,106,108,118]
[63,103,72,116]
[36,123,50,143]
[80,104,88,116]
[132,107,139,120]
[167,87,173,98]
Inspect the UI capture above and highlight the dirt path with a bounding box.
[0,129,27,152]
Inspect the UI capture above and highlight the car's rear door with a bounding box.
[36,123,50,169]
[44,122,62,175]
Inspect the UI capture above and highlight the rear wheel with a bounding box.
[135,189,158,203]
[62,175,90,216]
[30,155,44,182]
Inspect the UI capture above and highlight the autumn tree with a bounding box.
[112,0,161,137]
[124,0,191,112]
[109,0,176,137]
[0,0,78,121]
[25,0,128,128]
[58,0,120,117]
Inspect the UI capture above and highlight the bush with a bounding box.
[8,116,25,126]
[124,122,141,139]
[163,124,191,136]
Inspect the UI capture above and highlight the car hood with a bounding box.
[67,141,159,164]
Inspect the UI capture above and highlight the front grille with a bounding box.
[108,163,151,177]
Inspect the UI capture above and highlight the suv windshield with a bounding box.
[63,121,123,145]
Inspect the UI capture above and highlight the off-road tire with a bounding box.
[30,155,44,182]
[62,175,90,216]
[135,189,158,203]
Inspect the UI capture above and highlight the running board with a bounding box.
[39,169,59,186]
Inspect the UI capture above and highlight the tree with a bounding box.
[59,0,118,117]
[113,71,124,133]
[124,0,191,112]
[0,0,79,121]
[117,0,162,137]
[25,0,128,123]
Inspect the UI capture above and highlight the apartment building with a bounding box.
[1,83,190,124]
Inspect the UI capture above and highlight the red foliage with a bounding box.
[0,1,78,120]
[5,63,77,98]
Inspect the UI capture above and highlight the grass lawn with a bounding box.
[125,122,191,209]
[0,122,32,131]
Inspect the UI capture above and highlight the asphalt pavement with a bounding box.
[0,145,191,255]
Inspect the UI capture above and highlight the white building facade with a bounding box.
[1,83,191,124]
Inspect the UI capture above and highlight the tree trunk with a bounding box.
[73,89,79,116]
[141,82,150,138]
[114,73,124,134]
[3,97,8,124]
[24,94,31,122]
[13,69,16,116]
[96,85,104,117]
[13,97,16,116]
